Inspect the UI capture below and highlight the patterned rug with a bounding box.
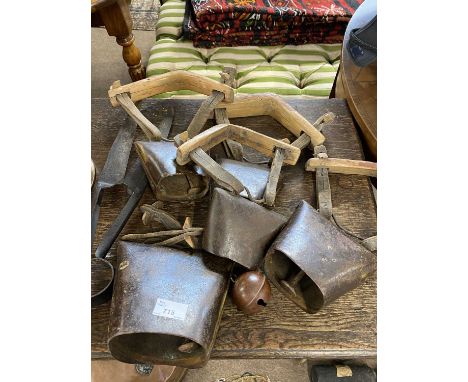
[184,0,361,47]
[130,0,160,31]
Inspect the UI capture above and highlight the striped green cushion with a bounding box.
[150,0,341,98]
[155,0,186,40]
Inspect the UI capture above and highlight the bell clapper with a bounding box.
[280,270,305,296]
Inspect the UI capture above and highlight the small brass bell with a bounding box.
[231,271,271,315]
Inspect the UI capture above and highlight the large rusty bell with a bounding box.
[135,140,209,201]
[203,188,287,270]
[232,271,272,315]
[108,242,231,368]
[263,200,376,314]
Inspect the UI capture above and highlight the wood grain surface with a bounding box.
[91,98,377,363]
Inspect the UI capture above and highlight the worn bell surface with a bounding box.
[263,200,376,313]
[108,242,231,368]
[231,271,272,315]
[202,188,287,270]
[135,141,209,201]
[218,158,270,200]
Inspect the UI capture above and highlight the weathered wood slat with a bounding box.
[186,90,225,138]
[115,93,161,140]
[306,158,377,177]
[217,94,326,146]
[263,148,285,206]
[189,148,245,194]
[108,71,235,106]
[176,124,301,166]
[91,98,377,362]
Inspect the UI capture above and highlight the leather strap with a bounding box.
[216,68,244,160]
[314,145,333,220]
[263,147,285,206]
[189,148,246,194]
[186,90,225,138]
[116,93,162,141]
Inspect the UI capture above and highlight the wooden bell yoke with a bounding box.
[217,94,326,146]
[173,91,328,204]
[175,124,300,166]
[107,71,235,141]
[107,69,375,204]
[108,70,235,105]
[175,124,301,198]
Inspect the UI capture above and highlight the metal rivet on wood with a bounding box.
[314,145,333,221]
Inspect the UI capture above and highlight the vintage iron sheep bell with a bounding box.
[108,242,231,368]
[135,141,209,201]
[202,187,287,270]
[263,200,376,314]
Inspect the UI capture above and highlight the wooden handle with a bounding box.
[108,71,235,106]
[264,148,285,206]
[216,94,326,146]
[176,124,301,166]
[306,158,377,177]
[189,148,245,194]
[115,93,161,140]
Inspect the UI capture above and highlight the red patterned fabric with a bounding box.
[184,0,362,47]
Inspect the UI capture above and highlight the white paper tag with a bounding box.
[152,298,188,321]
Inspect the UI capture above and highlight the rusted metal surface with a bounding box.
[218,158,270,200]
[92,158,148,307]
[95,159,148,259]
[135,141,209,201]
[263,200,376,313]
[108,242,231,368]
[91,257,114,308]
[92,118,137,240]
[202,188,287,269]
[231,271,272,315]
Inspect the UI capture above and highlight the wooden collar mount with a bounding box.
[108,71,235,142]
[107,69,376,206]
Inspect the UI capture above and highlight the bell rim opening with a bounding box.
[264,249,324,313]
[108,332,206,366]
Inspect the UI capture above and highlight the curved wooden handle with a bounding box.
[108,71,235,106]
[216,94,326,146]
[115,93,161,140]
[306,158,377,177]
[176,124,301,166]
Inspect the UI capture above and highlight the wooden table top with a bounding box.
[91,97,377,365]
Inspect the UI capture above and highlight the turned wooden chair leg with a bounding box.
[117,33,145,81]
[98,0,146,81]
